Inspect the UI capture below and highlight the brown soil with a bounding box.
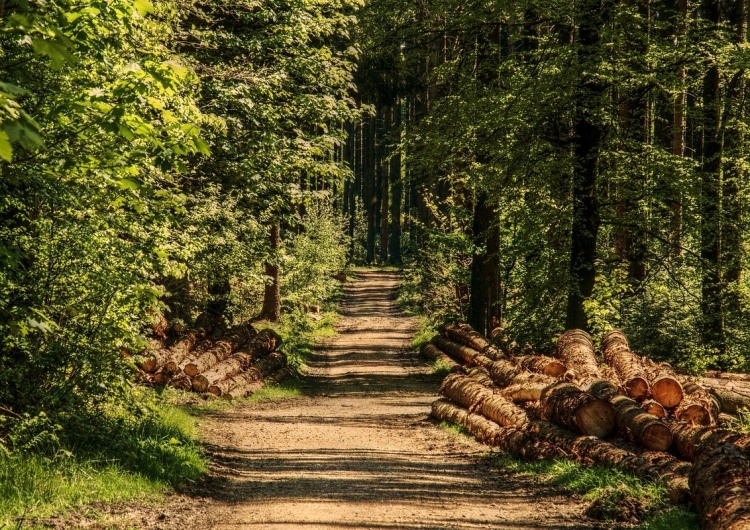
[87,270,606,529]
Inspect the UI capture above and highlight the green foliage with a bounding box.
[283,201,350,311]
[278,308,339,371]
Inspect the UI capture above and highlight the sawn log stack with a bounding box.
[423,324,750,530]
[136,323,295,400]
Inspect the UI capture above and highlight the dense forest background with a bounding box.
[2,0,750,454]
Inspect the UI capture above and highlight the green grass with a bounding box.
[486,453,698,528]
[412,316,437,352]
[438,421,471,438]
[431,359,454,376]
[0,394,207,528]
[245,378,304,403]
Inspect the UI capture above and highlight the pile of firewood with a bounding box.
[424,323,750,530]
[135,321,296,400]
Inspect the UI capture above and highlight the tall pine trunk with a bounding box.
[671,0,688,256]
[565,0,612,330]
[722,0,745,321]
[700,0,725,355]
[389,101,403,264]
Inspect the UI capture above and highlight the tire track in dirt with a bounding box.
[130,270,604,529]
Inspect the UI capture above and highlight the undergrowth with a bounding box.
[411,317,437,352]
[0,390,206,527]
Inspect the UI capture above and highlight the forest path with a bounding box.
[148,270,602,529]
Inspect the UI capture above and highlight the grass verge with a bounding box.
[486,453,698,529]
[0,391,206,527]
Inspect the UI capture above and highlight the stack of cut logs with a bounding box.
[136,321,296,400]
[423,323,750,530]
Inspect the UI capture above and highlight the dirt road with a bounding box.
[129,270,601,529]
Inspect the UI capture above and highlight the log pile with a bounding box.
[425,323,750,529]
[136,322,294,400]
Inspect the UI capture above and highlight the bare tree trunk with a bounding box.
[389,101,403,265]
[259,223,281,322]
[700,0,726,356]
[566,0,611,330]
[671,0,688,255]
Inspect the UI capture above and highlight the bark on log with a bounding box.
[711,387,750,415]
[556,329,601,380]
[666,418,749,462]
[540,381,615,438]
[497,370,558,403]
[440,323,502,359]
[430,399,566,460]
[601,330,650,400]
[440,373,528,428]
[183,324,256,378]
[690,443,750,530]
[440,373,493,411]
[137,331,200,373]
[191,352,257,393]
[642,359,683,408]
[209,352,287,397]
[642,400,667,418]
[588,379,672,451]
[514,355,566,377]
[420,343,462,372]
[704,370,750,383]
[225,365,298,401]
[167,338,214,374]
[487,358,524,386]
[466,366,495,388]
[673,380,720,426]
[431,335,493,368]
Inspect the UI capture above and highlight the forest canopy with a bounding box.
[1,0,750,448]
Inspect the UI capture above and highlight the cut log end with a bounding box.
[574,398,617,438]
[642,400,667,418]
[675,404,712,426]
[624,377,650,400]
[641,423,673,452]
[651,377,683,408]
[542,360,566,377]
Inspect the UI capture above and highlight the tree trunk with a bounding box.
[670,0,688,255]
[673,380,720,425]
[700,0,726,356]
[690,442,750,530]
[469,189,501,337]
[431,335,493,368]
[388,101,403,265]
[259,223,282,322]
[722,0,746,324]
[365,113,377,263]
[514,355,566,378]
[420,343,462,372]
[565,0,610,330]
[642,399,667,418]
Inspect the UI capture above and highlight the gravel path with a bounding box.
[97,269,603,529]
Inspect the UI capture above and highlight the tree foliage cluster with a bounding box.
[349,0,750,372]
[0,0,359,437]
